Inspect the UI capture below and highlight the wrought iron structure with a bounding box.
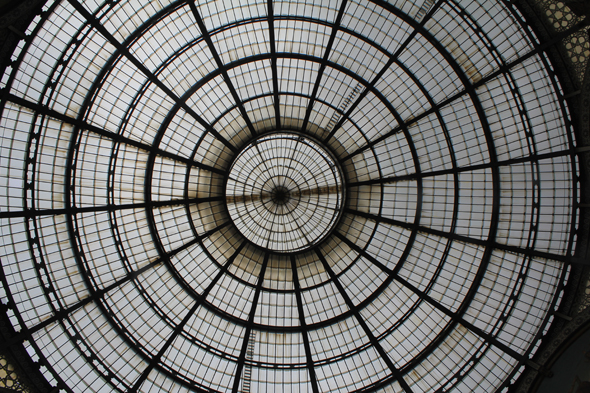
[0,0,588,392]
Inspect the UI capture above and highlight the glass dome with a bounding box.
[0,0,583,392]
[225,132,345,253]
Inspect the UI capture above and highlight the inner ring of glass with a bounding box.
[225,133,345,252]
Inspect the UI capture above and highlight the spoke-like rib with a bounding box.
[341,16,590,161]
[232,253,270,393]
[129,242,245,392]
[300,0,349,134]
[188,1,257,138]
[6,258,163,347]
[322,0,443,144]
[65,0,236,153]
[335,232,527,363]
[0,196,224,219]
[4,224,229,347]
[267,0,281,130]
[314,249,414,393]
[5,93,224,175]
[347,147,581,188]
[291,255,320,393]
[345,208,587,265]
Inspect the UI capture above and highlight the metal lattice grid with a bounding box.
[225,132,344,253]
[0,0,585,392]
[0,355,31,393]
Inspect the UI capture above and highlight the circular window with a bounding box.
[0,0,582,392]
[226,133,344,252]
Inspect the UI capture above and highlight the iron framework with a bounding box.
[0,0,587,392]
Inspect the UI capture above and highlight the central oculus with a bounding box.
[225,132,345,252]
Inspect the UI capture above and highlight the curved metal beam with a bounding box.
[65,0,236,153]
[300,0,349,134]
[345,208,589,265]
[188,1,257,138]
[231,252,269,393]
[290,254,320,393]
[314,248,414,393]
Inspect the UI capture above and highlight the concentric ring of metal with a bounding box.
[0,0,581,392]
[226,133,344,252]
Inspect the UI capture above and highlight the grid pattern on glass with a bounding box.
[226,133,344,252]
[0,0,581,392]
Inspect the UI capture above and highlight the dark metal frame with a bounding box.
[0,0,586,391]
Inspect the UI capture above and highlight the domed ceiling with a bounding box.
[0,0,583,392]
